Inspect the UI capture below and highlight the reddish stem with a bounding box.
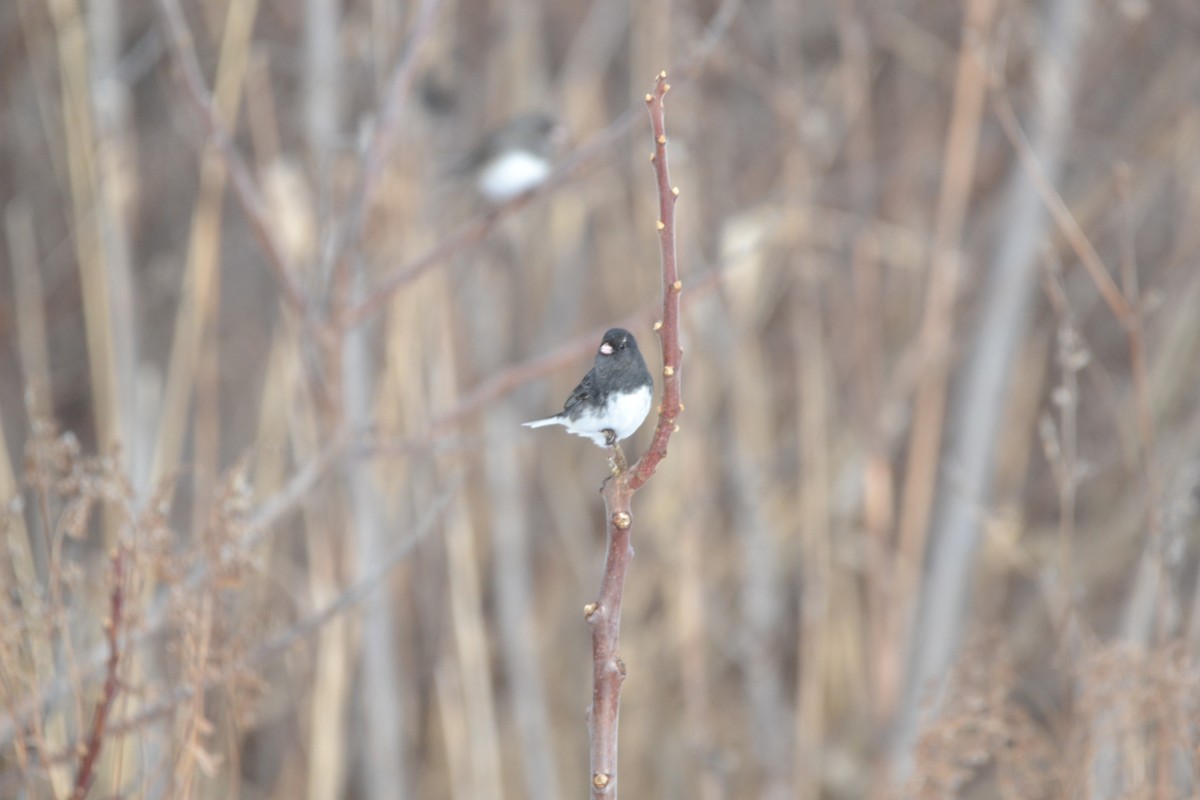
[587,71,682,799]
[588,478,635,796]
[630,73,684,490]
[71,548,125,800]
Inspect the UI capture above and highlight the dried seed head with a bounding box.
[612,511,631,530]
[664,365,675,377]
[593,773,611,789]
[584,602,599,619]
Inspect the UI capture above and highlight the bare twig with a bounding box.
[1040,262,1084,635]
[629,75,684,490]
[587,71,681,799]
[328,0,441,312]
[154,0,310,317]
[991,93,1130,323]
[70,547,125,800]
[1114,164,1168,647]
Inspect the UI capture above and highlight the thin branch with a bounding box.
[70,547,125,800]
[154,0,310,317]
[991,91,1130,323]
[1040,262,1084,637]
[629,73,683,490]
[328,0,441,310]
[587,71,682,799]
[243,432,351,542]
[1114,165,1168,646]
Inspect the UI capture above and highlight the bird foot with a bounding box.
[604,431,628,475]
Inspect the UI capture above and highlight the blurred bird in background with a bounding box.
[458,113,567,202]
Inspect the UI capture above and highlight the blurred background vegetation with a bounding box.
[3,0,1200,797]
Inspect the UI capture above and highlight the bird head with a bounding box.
[598,328,636,357]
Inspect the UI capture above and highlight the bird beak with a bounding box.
[599,342,614,355]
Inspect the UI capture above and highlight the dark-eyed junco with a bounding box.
[523,328,653,447]
[461,113,566,202]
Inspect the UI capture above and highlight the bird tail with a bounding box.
[522,416,561,429]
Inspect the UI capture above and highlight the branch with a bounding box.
[70,548,125,800]
[1114,165,1167,646]
[991,92,1130,323]
[586,71,682,799]
[328,0,441,311]
[630,73,684,490]
[586,480,635,797]
[155,0,310,317]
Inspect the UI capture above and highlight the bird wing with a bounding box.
[562,368,597,414]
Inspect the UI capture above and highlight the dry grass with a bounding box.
[3,0,1200,797]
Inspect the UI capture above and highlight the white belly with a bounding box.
[564,385,653,447]
[477,150,551,202]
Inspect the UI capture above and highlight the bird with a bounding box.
[523,328,654,448]
[459,113,566,202]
